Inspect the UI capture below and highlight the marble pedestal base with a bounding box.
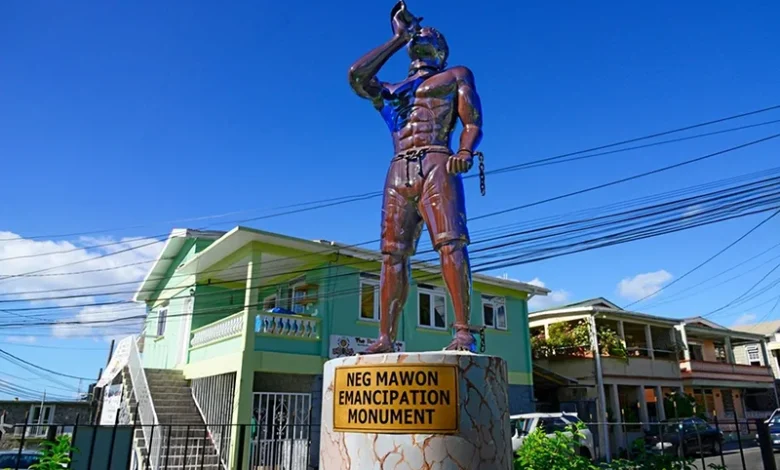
[319,351,512,470]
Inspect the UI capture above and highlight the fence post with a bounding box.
[144,424,155,470]
[734,413,747,470]
[164,425,173,470]
[756,418,778,470]
[235,425,246,470]
[182,426,191,470]
[86,419,99,470]
[126,407,138,470]
[201,425,208,470]
[14,412,29,470]
[70,414,81,468]
[106,411,120,470]
[713,413,726,469]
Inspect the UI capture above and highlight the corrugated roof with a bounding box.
[731,320,780,337]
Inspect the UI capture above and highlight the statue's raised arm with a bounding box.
[347,1,420,109]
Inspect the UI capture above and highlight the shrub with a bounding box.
[30,435,74,470]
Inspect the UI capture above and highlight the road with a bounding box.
[693,443,778,469]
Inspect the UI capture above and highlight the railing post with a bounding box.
[14,412,29,470]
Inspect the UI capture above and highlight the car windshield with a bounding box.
[769,415,780,425]
[511,418,534,434]
[563,414,581,424]
[0,454,40,468]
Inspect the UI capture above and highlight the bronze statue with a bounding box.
[348,1,483,353]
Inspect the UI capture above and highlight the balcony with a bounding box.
[679,360,774,384]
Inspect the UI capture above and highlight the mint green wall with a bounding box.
[142,237,216,369]
[189,336,243,363]
[192,284,243,330]
[143,293,188,369]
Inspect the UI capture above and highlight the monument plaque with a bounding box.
[333,364,458,433]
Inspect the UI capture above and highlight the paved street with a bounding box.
[689,443,778,469]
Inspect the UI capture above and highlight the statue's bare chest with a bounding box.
[380,73,456,131]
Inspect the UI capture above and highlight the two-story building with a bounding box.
[0,399,90,450]
[112,226,548,470]
[529,298,777,457]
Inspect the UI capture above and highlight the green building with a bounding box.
[124,226,547,469]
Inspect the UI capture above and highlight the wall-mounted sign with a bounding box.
[328,335,404,358]
[100,383,124,426]
[97,335,134,387]
[332,364,459,434]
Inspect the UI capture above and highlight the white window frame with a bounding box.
[747,346,762,365]
[418,288,447,330]
[156,307,168,337]
[482,296,507,330]
[359,276,381,322]
[28,404,55,425]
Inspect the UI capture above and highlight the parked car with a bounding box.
[510,412,596,460]
[644,417,723,457]
[0,450,42,470]
[754,411,780,450]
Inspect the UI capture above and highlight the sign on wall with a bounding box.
[332,364,459,434]
[97,335,134,387]
[100,383,124,426]
[328,335,405,358]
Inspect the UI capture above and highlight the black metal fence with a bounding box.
[567,416,778,469]
[1,421,321,470]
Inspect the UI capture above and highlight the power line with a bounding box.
[0,348,93,381]
[3,104,780,249]
[623,209,780,308]
[4,175,780,317]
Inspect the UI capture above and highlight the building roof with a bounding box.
[134,228,225,302]
[552,297,623,311]
[0,400,89,406]
[135,226,550,301]
[730,320,780,337]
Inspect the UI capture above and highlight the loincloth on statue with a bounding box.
[380,146,470,256]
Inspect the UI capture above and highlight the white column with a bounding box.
[543,322,550,339]
[724,337,735,364]
[609,384,624,453]
[617,321,625,340]
[760,340,771,368]
[588,315,611,461]
[676,324,691,361]
[761,341,780,407]
[645,325,654,359]
[655,386,667,421]
[636,386,649,428]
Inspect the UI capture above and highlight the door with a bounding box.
[251,392,312,470]
[177,295,194,365]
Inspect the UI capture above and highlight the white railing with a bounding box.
[255,313,320,339]
[190,311,245,348]
[128,336,162,469]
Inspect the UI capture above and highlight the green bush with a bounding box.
[30,435,74,470]
[511,423,723,470]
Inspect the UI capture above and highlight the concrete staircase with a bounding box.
[132,369,224,470]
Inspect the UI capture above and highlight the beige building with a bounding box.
[529,298,777,457]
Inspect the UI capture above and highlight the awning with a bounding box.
[533,364,579,387]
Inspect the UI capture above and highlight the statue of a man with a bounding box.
[348,1,483,353]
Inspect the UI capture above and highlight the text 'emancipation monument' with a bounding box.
[319,2,512,469]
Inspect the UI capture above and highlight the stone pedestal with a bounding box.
[319,351,512,470]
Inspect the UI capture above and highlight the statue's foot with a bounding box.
[444,329,476,352]
[360,336,395,355]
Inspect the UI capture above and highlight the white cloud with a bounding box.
[732,313,757,327]
[5,335,37,344]
[0,231,163,338]
[524,277,571,311]
[617,270,673,301]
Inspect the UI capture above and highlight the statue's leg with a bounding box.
[364,171,422,355]
[417,153,474,351]
[438,240,475,351]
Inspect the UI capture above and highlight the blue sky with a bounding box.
[1,0,780,399]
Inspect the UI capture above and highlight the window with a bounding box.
[714,343,727,363]
[722,389,735,413]
[747,346,761,366]
[689,344,704,361]
[292,284,307,315]
[156,308,168,336]
[418,288,446,329]
[359,276,380,321]
[263,295,277,310]
[539,417,568,434]
[482,296,507,330]
[29,405,54,424]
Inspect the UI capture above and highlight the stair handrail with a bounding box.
[128,335,162,469]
